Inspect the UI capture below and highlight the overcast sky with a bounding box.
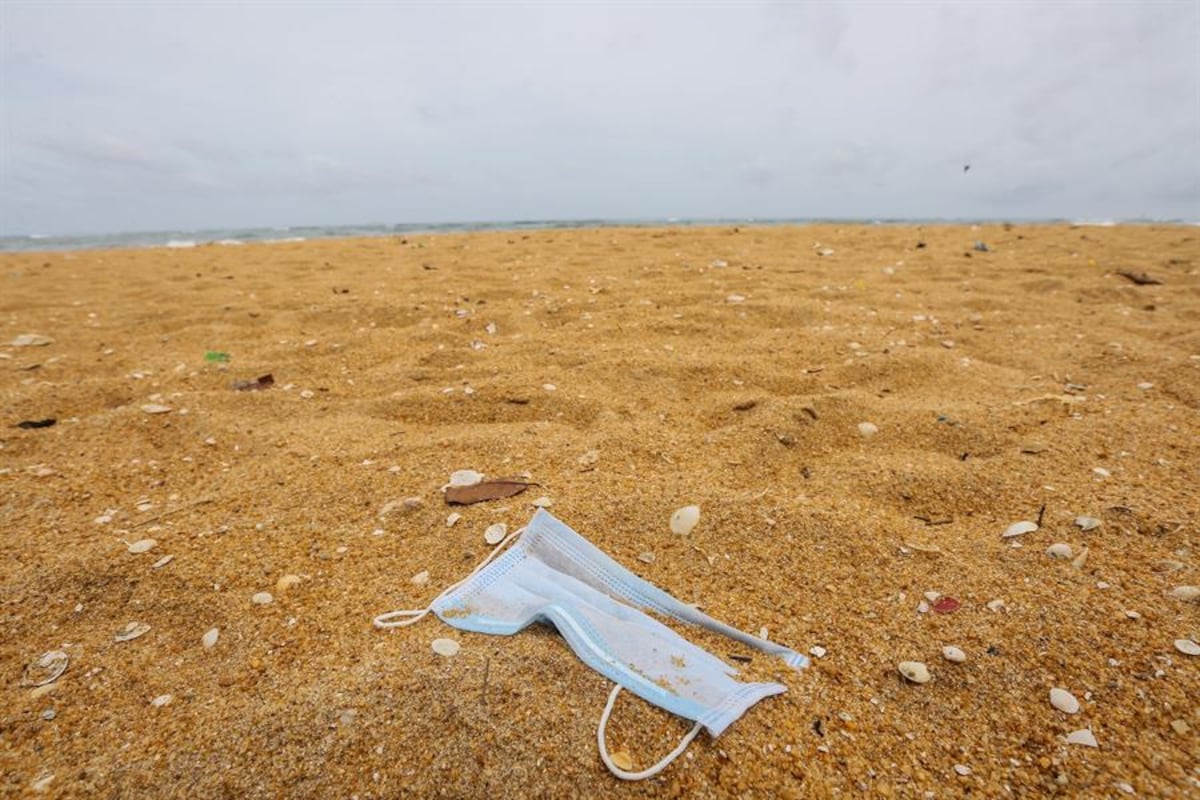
[2,1,1197,236]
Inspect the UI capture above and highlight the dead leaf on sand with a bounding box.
[444,478,537,505]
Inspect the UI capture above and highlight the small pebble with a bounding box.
[126,538,157,554]
[610,750,634,771]
[1066,729,1099,748]
[431,638,460,657]
[726,294,746,303]
[1046,543,1073,559]
[637,552,655,564]
[1002,521,1038,538]
[670,505,700,535]
[151,694,173,707]
[1115,783,1134,795]
[857,421,879,438]
[411,570,430,585]
[942,646,967,663]
[275,574,302,592]
[1072,547,1090,569]
[1170,719,1190,735]
[202,628,219,649]
[484,523,507,545]
[923,591,941,603]
[954,764,971,776]
[531,496,553,508]
[1124,610,1141,620]
[898,661,931,684]
[1136,382,1153,390]
[986,599,1006,612]
[542,383,557,392]
[1050,688,1080,714]
[251,592,274,605]
[446,470,484,488]
[40,709,56,721]
[809,646,827,659]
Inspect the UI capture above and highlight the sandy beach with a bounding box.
[1,223,1197,798]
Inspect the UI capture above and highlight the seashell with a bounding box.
[126,538,157,554]
[251,592,273,605]
[857,421,879,438]
[1168,585,1199,602]
[114,622,151,642]
[9,333,54,347]
[1050,688,1080,714]
[140,404,172,414]
[942,646,967,663]
[151,554,174,569]
[923,591,941,603]
[1002,521,1038,538]
[898,661,931,684]
[809,646,827,659]
[411,570,430,586]
[1066,729,1099,748]
[1046,543,1073,559]
[275,574,302,592]
[1072,547,1090,569]
[1175,639,1200,656]
[444,470,484,490]
[431,638,460,657]
[1153,560,1185,573]
[670,505,700,535]
[531,496,553,508]
[21,651,69,687]
[202,628,219,649]
[637,552,655,564]
[1074,516,1101,531]
[484,523,507,545]
[151,694,173,707]
[610,750,634,771]
[446,512,462,527]
[987,599,1006,612]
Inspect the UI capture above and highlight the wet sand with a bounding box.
[1,224,1198,798]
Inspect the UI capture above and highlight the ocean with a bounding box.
[0,217,1186,254]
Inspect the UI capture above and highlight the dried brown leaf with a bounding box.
[444,478,536,505]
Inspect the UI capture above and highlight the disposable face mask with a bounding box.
[374,509,807,780]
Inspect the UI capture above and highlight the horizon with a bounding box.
[3,2,1197,236]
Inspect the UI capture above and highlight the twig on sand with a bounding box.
[1116,270,1162,286]
[1036,504,1046,528]
[481,657,490,707]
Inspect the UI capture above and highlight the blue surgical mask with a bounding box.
[375,509,807,780]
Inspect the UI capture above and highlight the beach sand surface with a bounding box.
[2,224,1198,798]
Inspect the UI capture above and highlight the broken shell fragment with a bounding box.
[202,628,219,649]
[1066,729,1099,748]
[1072,547,1090,570]
[444,470,484,490]
[275,574,302,592]
[1168,585,1199,602]
[251,592,274,605]
[670,505,700,535]
[1050,688,1080,714]
[857,421,879,438]
[898,661,931,684]
[1002,521,1038,538]
[484,523,507,545]
[446,512,462,527]
[1175,639,1200,656]
[1074,516,1101,531]
[610,750,634,771]
[411,570,430,585]
[126,538,157,554]
[1046,543,1073,559]
[114,622,151,642]
[431,638,460,657]
[637,552,656,564]
[942,646,967,663]
[21,651,69,687]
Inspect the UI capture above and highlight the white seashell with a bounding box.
[140,404,172,414]
[1168,585,1199,602]
[446,512,462,527]
[9,333,54,347]
[726,294,746,303]
[202,628,219,649]
[21,651,69,687]
[484,523,507,545]
[1002,521,1038,538]
[923,591,941,603]
[637,552,656,564]
[444,470,484,489]
[151,554,174,569]
[857,421,879,438]
[151,694,173,707]
[1074,516,1101,531]
[114,622,151,642]
[531,496,553,508]
[809,646,827,659]
[942,646,967,663]
[1174,639,1200,656]
[1153,559,1185,572]
[1093,467,1111,478]
[411,570,430,586]
[251,592,274,605]
[1050,688,1080,714]
[898,661,931,684]
[1124,610,1141,620]
[954,764,971,776]
[1046,543,1073,559]
[987,599,1006,612]
[917,600,930,613]
[542,383,557,392]
[1066,729,1099,748]
[431,638,460,657]
[670,505,701,535]
[126,538,157,554]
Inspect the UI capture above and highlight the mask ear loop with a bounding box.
[597,685,703,781]
[373,526,525,629]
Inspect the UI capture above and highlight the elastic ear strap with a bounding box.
[373,527,525,630]
[597,685,702,781]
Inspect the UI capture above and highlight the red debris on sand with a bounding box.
[933,597,961,614]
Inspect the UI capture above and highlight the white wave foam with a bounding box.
[264,236,307,243]
[165,239,197,248]
[215,239,245,246]
[1071,220,1116,227]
